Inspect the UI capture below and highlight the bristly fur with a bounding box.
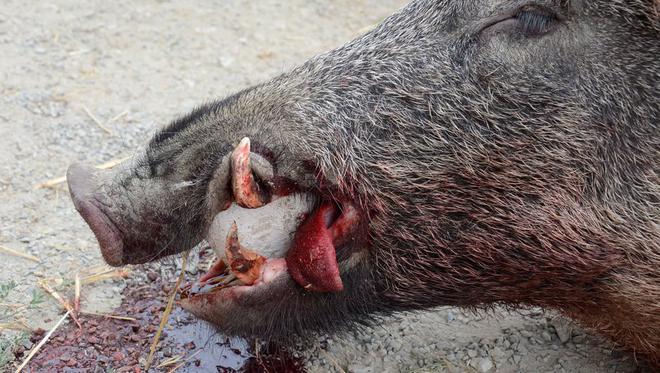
[77,0,659,365]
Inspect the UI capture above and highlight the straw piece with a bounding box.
[80,311,136,321]
[80,268,130,285]
[34,156,129,189]
[157,354,184,368]
[74,273,81,314]
[14,311,70,373]
[82,105,112,134]
[0,246,39,263]
[144,251,189,370]
[163,350,202,373]
[167,361,186,373]
[108,110,128,123]
[38,280,81,329]
[0,321,30,331]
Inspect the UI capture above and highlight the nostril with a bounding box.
[67,163,125,266]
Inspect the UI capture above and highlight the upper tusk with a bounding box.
[230,137,269,208]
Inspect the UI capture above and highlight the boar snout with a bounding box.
[67,163,124,266]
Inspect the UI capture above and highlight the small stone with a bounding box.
[478,358,494,372]
[21,339,33,350]
[467,349,478,358]
[542,331,553,342]
[491,347,505,360]
[551,317,573,344]
[112,351,124,361]
[572,333,586,344]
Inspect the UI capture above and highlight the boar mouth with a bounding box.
[179,195,361,306]
[179,138,363,306]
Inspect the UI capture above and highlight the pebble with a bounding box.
[478,357,494,372]
[551,318,573,344]
[542,331,553,342]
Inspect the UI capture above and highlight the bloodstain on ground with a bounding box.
[15,252,305,372]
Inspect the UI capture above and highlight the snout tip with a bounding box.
[67,163,125,267]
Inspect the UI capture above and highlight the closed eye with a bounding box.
[514,8,559,35]
[481,6,561,37]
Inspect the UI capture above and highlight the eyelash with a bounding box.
[514,9,557,35]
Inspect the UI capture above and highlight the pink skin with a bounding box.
[285,202,344,292]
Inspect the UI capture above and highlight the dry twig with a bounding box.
[0,245,39,263]
[108,110,129,123]
[82,105,112,134]
[74,273,81,314]
[80,268,130,285]
[80,311,136,321]
[38,280,81,328]
[0,321,30,332]
[14,311,70,373]
[144,251,189,370]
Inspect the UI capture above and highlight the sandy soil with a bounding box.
[0,1,643,372]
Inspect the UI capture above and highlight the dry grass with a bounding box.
[0,246,39,263]
[38,279,81,329]
[13,311,70,373]
[81,104,113,134]
[144,251,189,370]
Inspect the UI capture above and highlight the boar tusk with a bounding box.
[224,222,266,285]
[230,137,270,208]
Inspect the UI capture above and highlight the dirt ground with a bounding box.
[0,1,644,372]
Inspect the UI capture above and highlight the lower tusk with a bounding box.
[224,222,266,285]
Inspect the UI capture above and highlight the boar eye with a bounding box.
[513,8,558,36]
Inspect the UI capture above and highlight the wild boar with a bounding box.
[67,0,659,364]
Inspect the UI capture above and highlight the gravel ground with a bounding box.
[0,1,643,372]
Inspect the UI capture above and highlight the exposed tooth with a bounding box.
[224,222,266,285]
[231,137,268,208]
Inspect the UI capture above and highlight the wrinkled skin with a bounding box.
[67,0,659,364]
